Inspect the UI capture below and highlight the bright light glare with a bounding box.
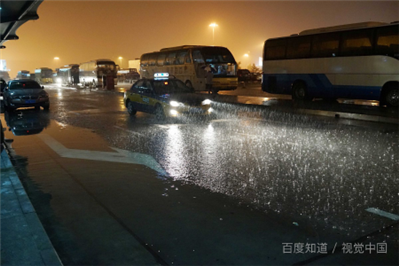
[54,57,59,60]
[56,78,62,83]
[170,101,180,107]
[154,72,169,78]
[209,23,218,28]
[170,109,178,116]
[244,54,249,57]
[202,99,212,105]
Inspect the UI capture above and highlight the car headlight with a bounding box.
[170,101,183,107]
[202,99,212,105]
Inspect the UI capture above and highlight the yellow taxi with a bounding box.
[124,73,213,120]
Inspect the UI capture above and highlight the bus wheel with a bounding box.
[155,104,165,121]
[383,86,398,107]
[292,81,311,100]
[127,101,137,116]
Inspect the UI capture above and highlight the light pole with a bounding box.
[209,23,218,45]
[118,57,123,68]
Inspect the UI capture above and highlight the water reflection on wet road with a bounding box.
[1,86,398,265]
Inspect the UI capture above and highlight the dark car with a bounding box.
[3,79,50,111]
[0,78,6,97]
[237,69,251,82]
[123,74,213,120]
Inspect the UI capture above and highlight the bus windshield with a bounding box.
[201,47,236,63]
[196,48,237,77]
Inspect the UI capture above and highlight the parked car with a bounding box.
[124,73,213,120]
[0,78,6,98]
[3,79,50,111]
[237,69,251,82]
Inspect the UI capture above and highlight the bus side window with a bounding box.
[375,25,399,58]
[157,53,166,66]
[176,51,187,65]
[311,33,339,58]
[166,52,177,65]
[341,29,373,56]
[264,39,287,60]
[192,50,204,63]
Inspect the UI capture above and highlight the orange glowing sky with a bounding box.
[2,0,398,78]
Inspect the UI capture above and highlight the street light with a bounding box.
[118,57,123,68]
[209,23,218,44]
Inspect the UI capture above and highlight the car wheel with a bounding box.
[155,104,165,121]
[127,101,137,115]
[383,86,398,107]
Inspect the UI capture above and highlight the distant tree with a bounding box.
[237,61,242,69]
[247,63,261,74]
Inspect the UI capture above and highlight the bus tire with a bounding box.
[127,101,137,116]
[292,81,312,101]
[155,104,165,121]
[381,85,398,107]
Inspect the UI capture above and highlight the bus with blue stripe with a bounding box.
[261,21,399,107]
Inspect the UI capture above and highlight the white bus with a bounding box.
[79,59,117,87]
[262,21,399,107]
[140,45,238,91]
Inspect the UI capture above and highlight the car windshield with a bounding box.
[151,79,192,94]
[10,81,41,89]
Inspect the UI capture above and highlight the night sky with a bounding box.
[2,0,398,78]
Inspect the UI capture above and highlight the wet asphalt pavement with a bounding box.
[1,85,398,265]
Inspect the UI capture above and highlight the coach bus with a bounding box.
[79,59,117,87]
[262,21,399,107]
[140,45,238,91]
[55,64,79,86]
[34,67,54,84]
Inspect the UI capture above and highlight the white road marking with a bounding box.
[366,208,399,221]
[38,134,167,175]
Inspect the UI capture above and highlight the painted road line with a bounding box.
[38,134,167,175]
[366,208,399,221]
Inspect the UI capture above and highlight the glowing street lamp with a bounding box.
[209,23,218,44]
[118,56,123,68]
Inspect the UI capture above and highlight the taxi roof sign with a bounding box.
[154,73,169,78]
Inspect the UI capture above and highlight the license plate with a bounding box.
[25,100,36,104]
